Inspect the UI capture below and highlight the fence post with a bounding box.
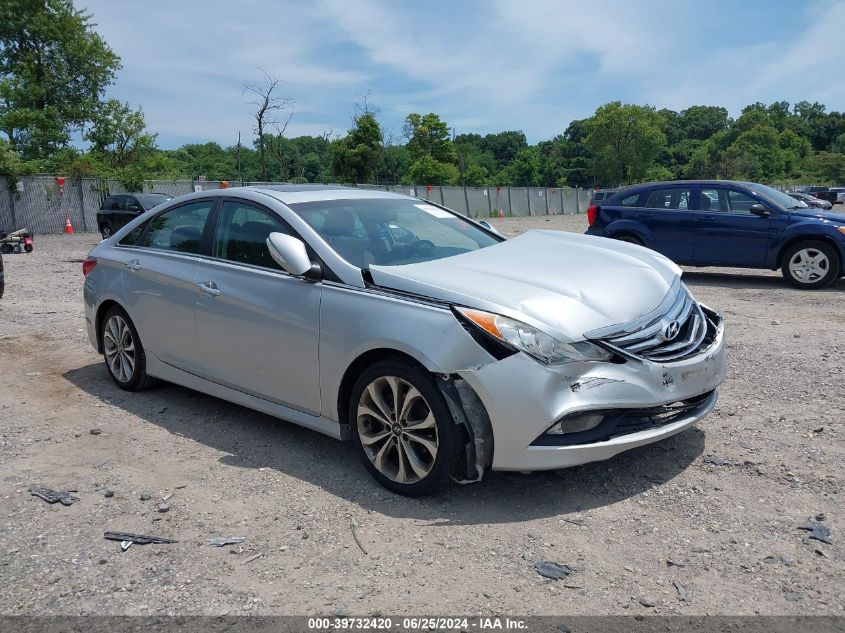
[545,188,550,215]
[527,187,533,216]
[9,188,17,229]
[77,178,88,232]
[507,187,512,216]
[439,186,445,206]
[486,187,492,217]
[463,184,470,217]
[560,187,565,215]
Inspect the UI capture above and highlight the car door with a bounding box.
[193,199,322,414]
[118,199,215,372]
[692,187,772,267]
[630,187,694,263]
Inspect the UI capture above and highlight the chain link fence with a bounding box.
[0,177,592,234]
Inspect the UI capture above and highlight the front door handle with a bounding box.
[698,215,716,222]
[124,259,142,271]
[197,281,221,296]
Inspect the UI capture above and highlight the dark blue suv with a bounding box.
[586,180,845,289]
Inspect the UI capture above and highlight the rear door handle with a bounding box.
[698,215,716,222]
[639,212,654,218]
[197,281,221,296]
[124,259,142,271]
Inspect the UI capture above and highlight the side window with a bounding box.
[119,222,146,246]
[620,194,641,207]
[644,188,690,210]
[136,201,213,254]
[727,190,759,213]
[213,201,292,269]
[699,189,728,211]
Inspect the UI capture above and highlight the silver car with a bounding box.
[82,186,726,495]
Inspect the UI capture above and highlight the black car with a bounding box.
[801,187,838,205]
[97,193,172,238]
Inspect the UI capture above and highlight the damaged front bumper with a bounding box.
[458,316,726,472]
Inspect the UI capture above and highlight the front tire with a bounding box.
[781,240,840,289]
[100,306,157,391]
[349,359,462,496]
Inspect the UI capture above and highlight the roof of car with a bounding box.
[246,185,409,204]
[611,180,772,196]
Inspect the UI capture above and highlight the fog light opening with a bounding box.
[547,413,605,435]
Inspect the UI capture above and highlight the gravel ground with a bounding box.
[0,217,843,616]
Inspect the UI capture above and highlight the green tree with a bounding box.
[403,113,455,163]
[332,111,383,183]
[86,99,157,171]
[679,105,729,140]
[583,102,666,185]
[830,132,845,154]
[0,137,21,190]
[0,0,120,159]
[503,148,540,186]
[406,155,458,185]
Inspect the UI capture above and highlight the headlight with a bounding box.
[456,307,613,365]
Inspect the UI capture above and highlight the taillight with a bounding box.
[82,257,97,277]
[587,204,599,226]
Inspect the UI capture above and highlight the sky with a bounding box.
[79,0,845,149]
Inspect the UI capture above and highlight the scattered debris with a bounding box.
[762,556,778,564]
[89,428,102,435]
[672,579,689,601]
[534,561,581,580]
[703,455,730,466]
[242,553,263,565]
[120,540,132,551]
[691,543,711,553]
[562,515,587,527]
[209,536,246,547]
[351,524,368,555]
[139,491,151,501]
[30,486,79,506]
[797,518,832,545]
[639,596,657,607]
[157,504,169,513]
[103,490,114,498]
[815,548,831,559]
[103,531,177,546]
[666,559,685,568]
[785,592,801,602]
[162,492,174,502]
[174,484,188,489]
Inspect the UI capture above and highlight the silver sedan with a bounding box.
[82,186,726,495]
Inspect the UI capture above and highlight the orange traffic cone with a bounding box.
[498,209,504,218]
[64,216,74,234]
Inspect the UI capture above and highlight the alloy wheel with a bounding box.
[356,375,439,484]
[788,247,829,284]
[103,314,136,383]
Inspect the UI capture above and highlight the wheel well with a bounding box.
[610,231,642,244]
[336,348,427,426]
[775,235,843,269]
[94,299,122,353]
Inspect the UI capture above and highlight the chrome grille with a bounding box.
[586,278,715,363]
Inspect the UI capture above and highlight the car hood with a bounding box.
[789,209,845,223]
[368,230,681,341]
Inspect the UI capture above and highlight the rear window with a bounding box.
[137,194,172,210]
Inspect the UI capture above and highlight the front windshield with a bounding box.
[749,183,805,210]
[287,198,501,268]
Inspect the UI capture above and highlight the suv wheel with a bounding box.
[349,359,461,496]
[100,305,157,391]
[100,223,113,239]
[781,240,840,289]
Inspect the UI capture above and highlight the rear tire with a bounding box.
[0,244,9,254]
[613,234,643,246]
[100,305,158,391]
[24,244,32,253]
[781,240,840,289]
[349,358,462,496]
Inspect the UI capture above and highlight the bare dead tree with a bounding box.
[267,109,295,181]
[243,70,294,181]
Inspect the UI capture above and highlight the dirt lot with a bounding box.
[0,216,843,616]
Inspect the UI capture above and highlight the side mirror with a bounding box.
[749,204,770,217]
[267,232,314,276]
[478,220,502,236]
